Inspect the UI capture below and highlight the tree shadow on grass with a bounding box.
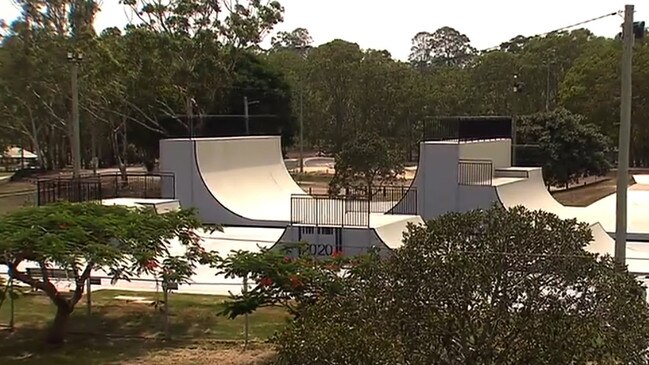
[0,305,235,365]
[0,296,287,365]
[0,328,180,365]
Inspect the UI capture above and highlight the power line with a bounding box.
[479,10,624,54]
[419,10,625,65]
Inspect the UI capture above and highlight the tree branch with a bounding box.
[9,263,64,306]
[70,262,94,306]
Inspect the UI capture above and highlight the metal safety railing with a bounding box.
[290,186,418,227]
[36,172,175,206]
[458,159,493,186]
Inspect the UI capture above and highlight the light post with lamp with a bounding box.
[67,51,83,178]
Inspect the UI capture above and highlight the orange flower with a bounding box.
[144,259,158,270]
[332,250,343,259]
[288,275,303,289]
[260,277,273,287]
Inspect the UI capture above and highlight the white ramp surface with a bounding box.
[495,168,649,241]
[161,136,306,226]
[635,175,649,186]
[195,136,304,222]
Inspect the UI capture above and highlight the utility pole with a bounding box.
[512,73,524,166]
[68,51,83,178]
[299,88,304,173]
[297,45,312,173]
[615,4,634,265]
[187,96,194,138]
[244,96,249,135]
[545,63,551,112]
[243,97,260,136]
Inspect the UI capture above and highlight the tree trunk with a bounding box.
[46,303,72,346]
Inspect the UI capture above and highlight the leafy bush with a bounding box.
[273,206,649,364]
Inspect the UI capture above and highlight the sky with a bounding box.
[0,0,646,60]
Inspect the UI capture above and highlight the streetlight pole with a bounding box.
[243,97,260,135]
[297,45,312,173]
[68,51,83,178]
[244,96,249,135]
[615,4,635,265]
[299,88,304,173]
[545,63,551,112]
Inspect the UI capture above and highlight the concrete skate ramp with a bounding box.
[160,136,305,226]
[495,167,582,217]
[195,136,304,222]
[584,223,649,274]
[371,214,424,250]
[495,167,649,242]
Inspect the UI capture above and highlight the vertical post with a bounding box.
[244,96,250,135]
[86,277,92,316]
[299,89,305,173]
[91,124,97,175]
[186,96,194,138]
[616,4,634,265]
[511,116,517,166]
[70,59,81,178]
[545,63,551,112]
[163,281,170,338]
[243,275,249,345]
[186,96,195,208]
[9,268,14,330]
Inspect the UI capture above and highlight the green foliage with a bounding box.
[517,108,611,187]
[273,206,649,364]
[0,202,209,344]
[215,243,351,319]
[409,26,477,70]
[329,132,404,194]
[0,0,288,170]
[3,2,649,174]
[270,27,312,51]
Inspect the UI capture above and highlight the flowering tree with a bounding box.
[0,202,213,345]
[216,243,354,319]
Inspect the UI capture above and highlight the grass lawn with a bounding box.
[0,192,35,215]
[0,289,288,365]
[552,176,622,207]
[290,172,333,184]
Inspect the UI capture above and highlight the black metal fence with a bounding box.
[424,116,512,142]
[513,144,544,167]
[290,195,370,227]
[36,172,175,206]
[342,185,418,214]
[458,160,493,186]
[290,186,418,227]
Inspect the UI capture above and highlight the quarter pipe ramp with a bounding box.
[160,136,305,227]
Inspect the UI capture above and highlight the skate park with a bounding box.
[3,116,649,297]
[158,115,649,277]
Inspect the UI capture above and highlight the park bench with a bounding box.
[24,267,101,291]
